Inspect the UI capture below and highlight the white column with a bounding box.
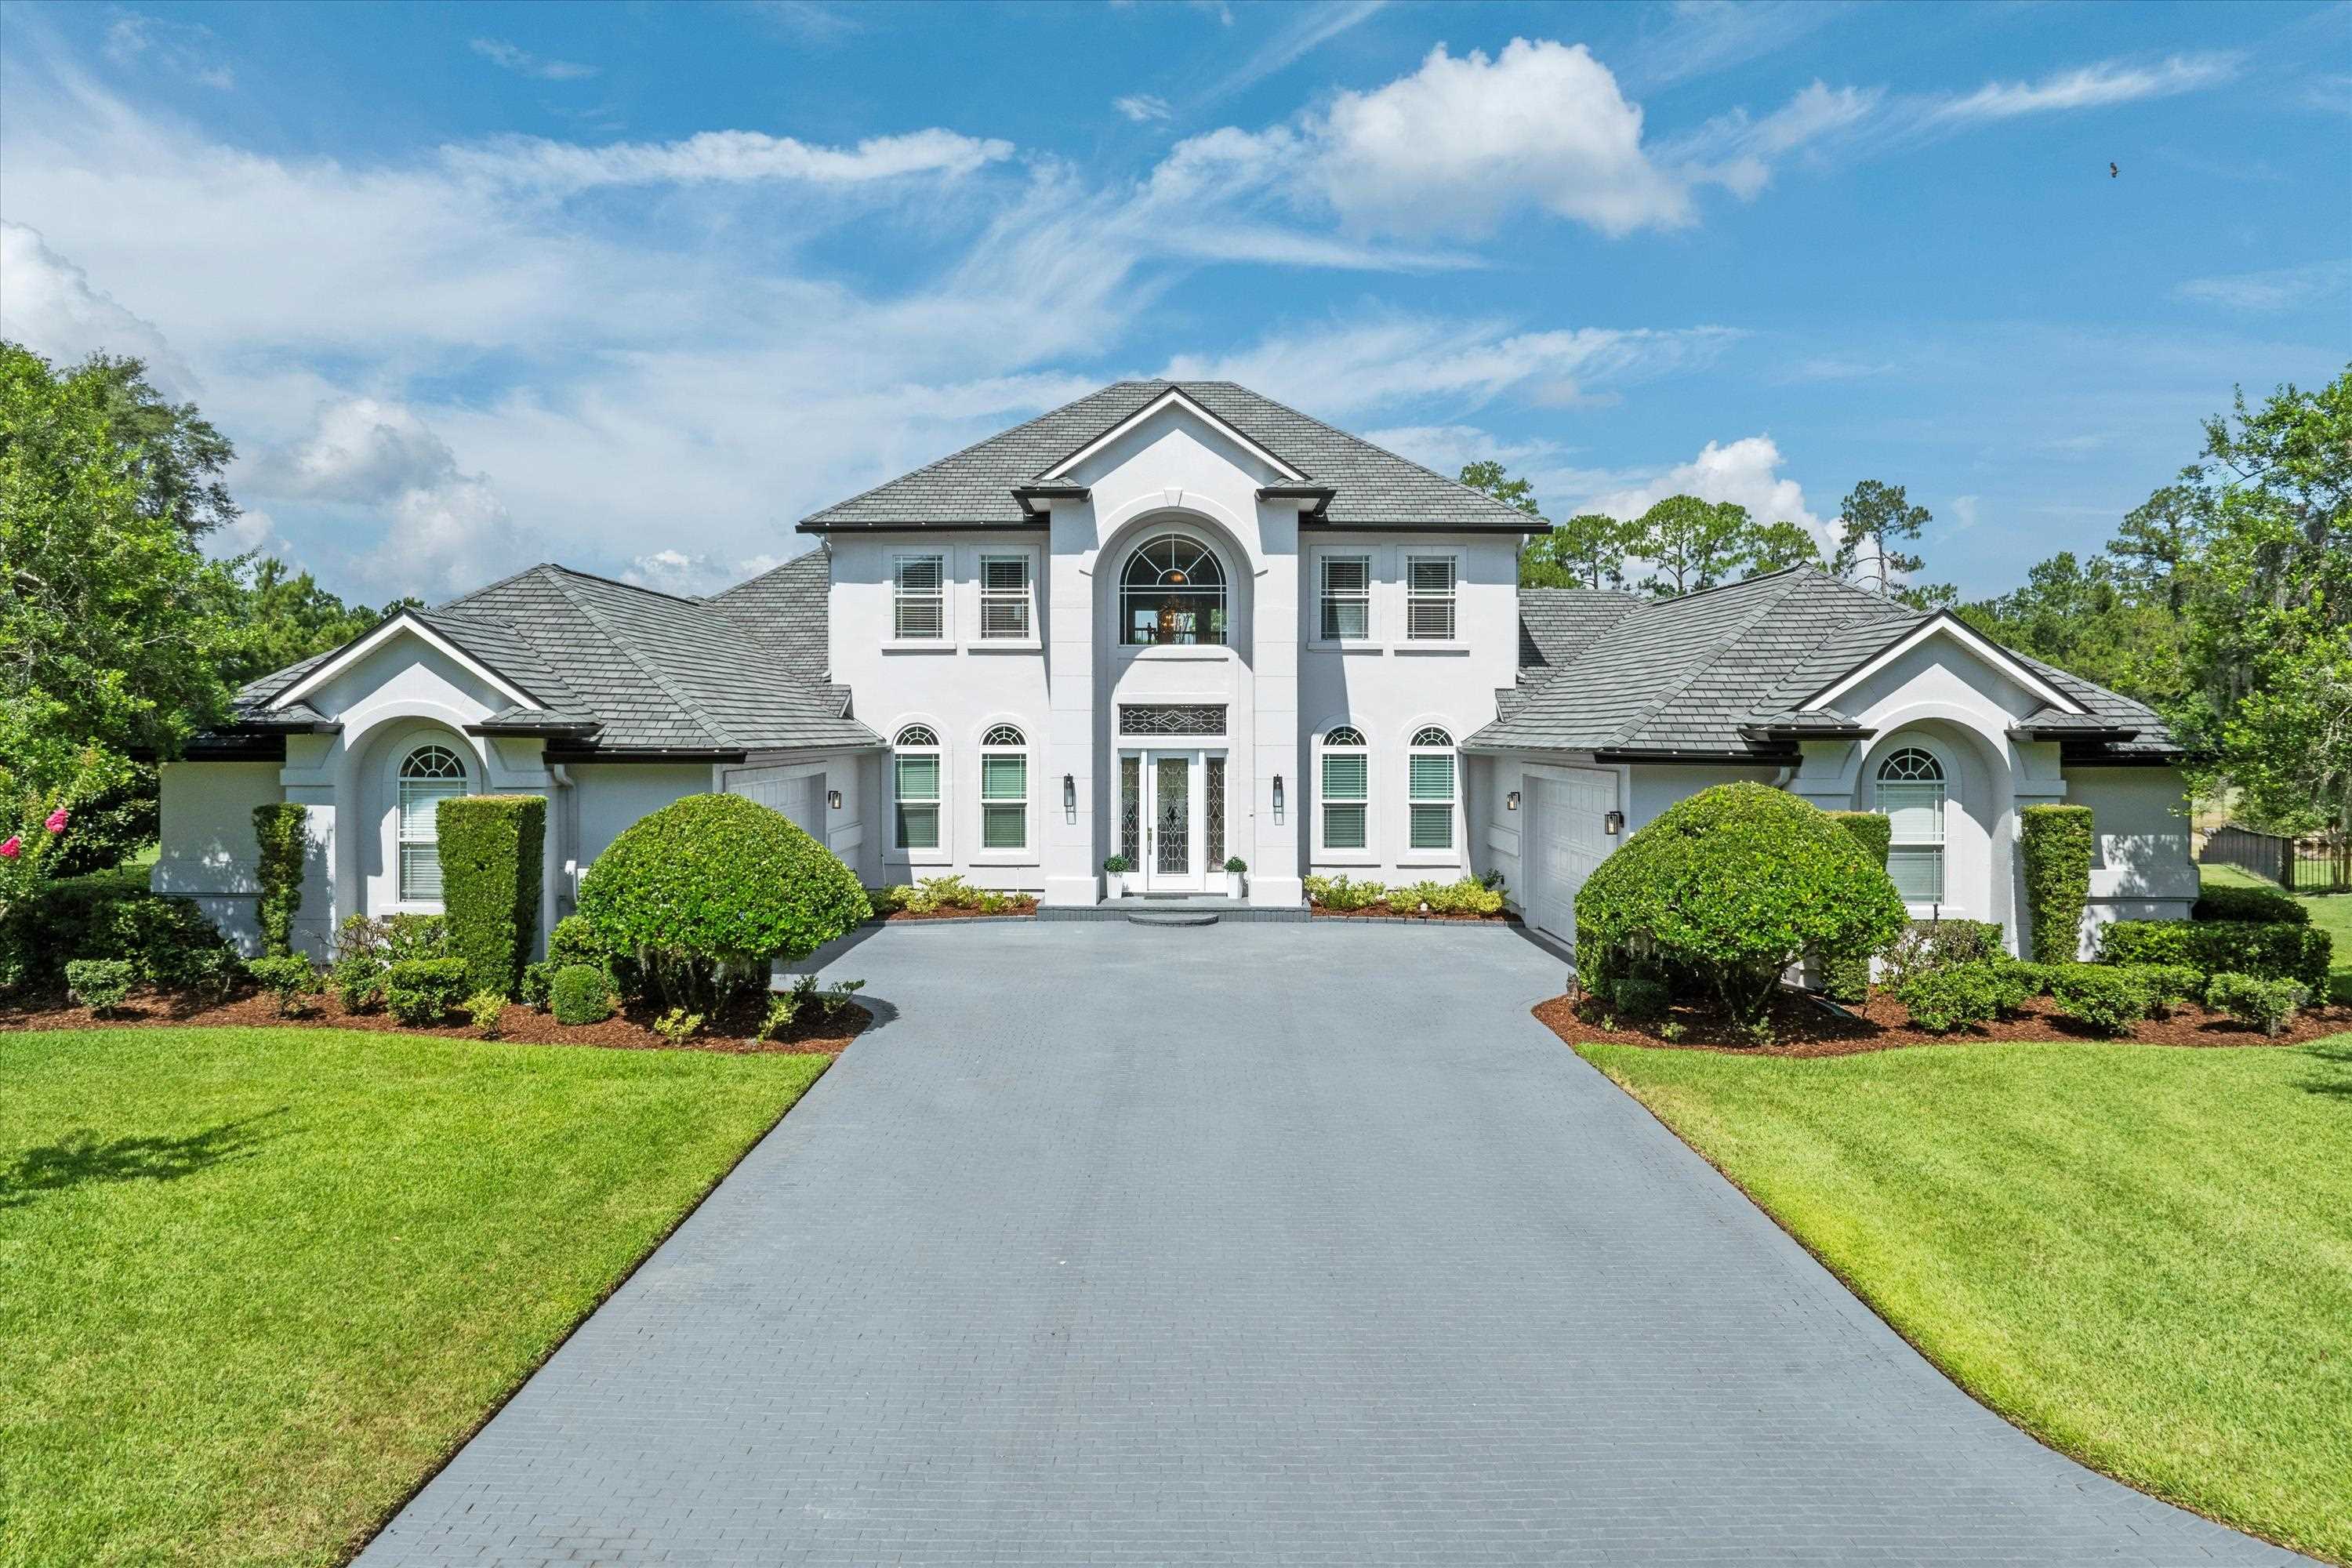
[1251,503,1305,906]
[1044,500,1101,906]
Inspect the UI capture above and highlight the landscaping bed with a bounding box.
[1,985,871,1054]
[1312,902,1518,923]
[873,898,1036,922]
[1537,987,2352,1055]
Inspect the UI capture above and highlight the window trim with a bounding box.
[1874,742,1947,906]
[1313,550,1374,647]
[976,722,1031,858]
[394,741,469,904]
[1403,554,1459,643]
[1405,724,1458,858]
[890,722,947,859]
[1315,724,1374,860]
[891,553,949,644]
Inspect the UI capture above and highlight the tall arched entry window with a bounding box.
[397,742,468,901]
[1875,745,1946,902]
[893,724,942,851]
[979,724,1028,851]
[1120,534,1227,646]
[1407,727,1457,851]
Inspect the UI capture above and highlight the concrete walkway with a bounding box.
[361,922,2300,1566]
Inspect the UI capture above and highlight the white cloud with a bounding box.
[469,38,598,82]
[1930,53,2241,123]
[1573,435,1832,558]
[0,221,194,392]
[1114,93,1172,123]
[103,13,234,90]
[443,126,1015,193]
[1948,495,1981,535]
[622,547,794,597]
[2175,259,2351,312]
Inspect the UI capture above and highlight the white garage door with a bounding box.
[1526,770,1616,948]
[728,768,826,842]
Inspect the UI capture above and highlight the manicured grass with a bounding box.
[1578,1037,2352,1563]
[0,1028,829,1568]
[2200,862,2352,1003]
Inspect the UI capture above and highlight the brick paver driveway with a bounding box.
[361,922,2299,1566]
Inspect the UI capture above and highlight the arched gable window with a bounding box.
[1407,727,1457,851]
[1318,725,1369,851]
[980,724,1028,851]
[1875,745,1946,903]
[894,724,942,851]
[1120,534,1227,646]
[397,742,468,901]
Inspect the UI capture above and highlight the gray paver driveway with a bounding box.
[361,922,2300,1566]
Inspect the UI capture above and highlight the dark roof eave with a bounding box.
[796,517,1049,535]
[465,720,604,739]
[543,746,750,764]
[1740,724,1872,742]
[2009,724,2139,743]
[1012,483,1090,520]
[1301,516,1547,535]
[1256,484,1334,521]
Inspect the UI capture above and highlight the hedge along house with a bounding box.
[154,379,2194,960]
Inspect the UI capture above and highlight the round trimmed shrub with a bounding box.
[1574,782,1908,1029]
[2047,963,2147,1036]
[550,963,612,1025]
[577,794,869,1011]
[1893,962,2001,1034]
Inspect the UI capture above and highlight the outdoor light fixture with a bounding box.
[1272,774,1285,823]
[1063,772,1076,821]
[827,789,843,811]
[1604,810,1624,835]
[1506,790,1521,811]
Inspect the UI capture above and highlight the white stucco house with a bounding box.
[154,379,2195,959]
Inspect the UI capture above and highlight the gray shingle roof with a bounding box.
[1518,588,1642,673]
[799,380,1551,533]
[1469,568,2180,761]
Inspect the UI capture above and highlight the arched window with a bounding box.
[980,724,1027,851]
[1407,728,1456,851]
[1875,745,1946,903]
[397,742,467,901]
[894,725,942,851]
[1319,726,1369,851]
[1120,534,1228,646]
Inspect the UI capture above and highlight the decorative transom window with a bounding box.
[894,724,942,851]
[396,743,466,902]
[980,724,1027,851]
[1876,746,1946,903]
[1119,704,1225,736]
[979,555,1032,640]
[1120,534,1227,646]
[1319,554,1370,641]
[1319,726,1369,851]
[1407,727,1456,851]
[1405,556,1457,641]
[894,554,946,641]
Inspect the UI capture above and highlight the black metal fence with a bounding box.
[2198,822,2352,894]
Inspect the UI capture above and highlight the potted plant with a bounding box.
[1223,856,1247,901]
[1102,855,1134,897]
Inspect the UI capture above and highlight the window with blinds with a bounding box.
[978,556,1031,639]
[980,724,1026,849]
[1407,727,1455,850]
[894,724,941,849]
[1319,554,1370,641]
[396,743,466,901]
[893,554,946,640]
[1319,726,1368,850]
[1875,746,1945,902]
[1405,556,1457,641]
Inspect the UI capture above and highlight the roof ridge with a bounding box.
[800,383,1154,525]
[534,567,735,749]
[1610,571,1813,746]
[1186,381,1552,524]
[431,560,557,612]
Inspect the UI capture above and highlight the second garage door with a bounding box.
[1525,769,1617,949]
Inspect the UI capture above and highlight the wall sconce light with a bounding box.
[1063,772,1076,822]
[1604,810,1624,836]
[1271,774,1285,823]
[1505,790,1521,811]
[827,789,843,811]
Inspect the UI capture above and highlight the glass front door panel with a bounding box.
[1155,757,1190,876]
[1120,756,1141,866]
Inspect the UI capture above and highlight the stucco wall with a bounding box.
[2070,765,2196,955]
[152,760,282,953]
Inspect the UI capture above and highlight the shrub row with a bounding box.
[1,867,241,998]
[2188,883,2307,924]
[2097,919,2331,994]
[1301,874,1504,915]
[872,874,1026,916]
[1895,956,2299,1038]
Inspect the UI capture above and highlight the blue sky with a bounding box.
[3,1,2345,604]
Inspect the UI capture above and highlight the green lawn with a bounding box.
[2199,861,2352,1003]
[0,1028,829,1568]
[1579,1037,2352,1563]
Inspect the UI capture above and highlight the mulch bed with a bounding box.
[0,985,871,1055]
[1536,987,2352,1058]
[873,898,1036,922]
[1311,903,1519,923]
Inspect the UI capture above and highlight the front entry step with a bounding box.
[1125,909,1219,927]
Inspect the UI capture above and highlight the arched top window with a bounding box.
[1410,725,1454,749]
[395,742,468,902]
[1406,728,1456,851]
[1877,746,1943,782]
[895,724,940,748]
[894,726,942,851]
[979,725,1028,851]
[1120,533,1228,646]
[981,724,1025,747]
[1323,725,1367,748]
[1875,742,1947,903]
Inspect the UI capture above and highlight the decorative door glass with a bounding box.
[1204,757,1225,868]
[1154,756,1189,876]
[1120,756,1141,866]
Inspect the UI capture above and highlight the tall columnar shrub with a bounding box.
[1574,782,1909,1031]
[577,793,869,1011]
[252,803,310,957]
[2019,804,2093,964]
[437,794,546,998]
[1821,811,1893,1002]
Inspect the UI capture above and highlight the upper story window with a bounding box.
[1121,534,1227,646]
[1405,556,1457,641]
[978,555,1033,640]
[979,724,1028,851]
[1319,725,1369,851]
[1875,746,1946,902]
[1319,554,1370,641]
[894,554,946,641]
[1406,726,1456,851]
[893,724,942,851]
[396,742,467,901]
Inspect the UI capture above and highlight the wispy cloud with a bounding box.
[1200,0,1385,103]
[441,127,1016,193]
[103,12,234,89]
[1113,93,1172,123]
[1929,53,2241,123]
[1621,1,1846,91]
[469,38,599,82]
[2175,259,2351,312]
[738,1,861,42]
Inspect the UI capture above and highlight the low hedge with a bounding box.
[1,868,239,996]
[2190,884,2307,924]
[437,794,546,999]
[2020,804,2094,963]
[2097,920,2331,994]
[2048,962,2147,1036]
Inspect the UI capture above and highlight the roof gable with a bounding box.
[1796,613,2087,716]
[1037,386,1307,485]
[266,610,545,714]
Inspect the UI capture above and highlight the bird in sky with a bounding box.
[2110,162,2120,178]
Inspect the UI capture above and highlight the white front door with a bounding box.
[1138,750,1206,891]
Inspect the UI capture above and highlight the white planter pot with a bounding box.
[1120,872,1146,897]
[1225,871,1247,901]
